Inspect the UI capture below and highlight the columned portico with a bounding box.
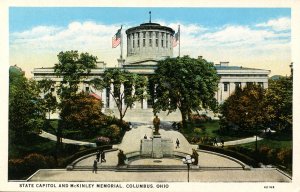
[32,21,270,114]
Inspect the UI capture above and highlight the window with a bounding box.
[85,87,90,92]
[223,83,229,92]
[149,39,152,47]
[143,39,145,47]
[155,32,158,38]
[161,39,164,47]
[143,32,146,38]
[137,39,140,47]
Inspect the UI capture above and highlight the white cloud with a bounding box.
[10,19,291,77]
[256,17,290,31]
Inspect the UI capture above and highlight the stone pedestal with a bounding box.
[152,135,163,158]
[140,139,152,157]
[140,135,173,158]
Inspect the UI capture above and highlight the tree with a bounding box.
[264,77,292,132]
[152,56,219,125]
[54,50,98,100]
[37,79,57,120]
[60,92,105,138]
[90,68,147,122]
[53,50,98,144]
[9,66,45,144]
[220,84,267,132]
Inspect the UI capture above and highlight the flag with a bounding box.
[173,30,179,47]
[112,26,122,48]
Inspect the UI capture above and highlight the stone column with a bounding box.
[102,88,107,109]
[229,82,235,95]
[120,83,126,110]
[241,82,247,89]
[132,85,137,109]
[142,88,148,109]
[109,83,114,109]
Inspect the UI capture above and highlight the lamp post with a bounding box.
[182,155,195,182]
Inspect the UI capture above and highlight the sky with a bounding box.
[9,7,291,77]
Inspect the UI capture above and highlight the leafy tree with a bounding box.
[60,92,105,138]
[53,50,98,144]
[37,79,57,120]
[152,56,219,125]
[90,68,147,121]
[220,84,267,132]
[54,50,98,100]
[264,77,292,132]
[9,66,45,144]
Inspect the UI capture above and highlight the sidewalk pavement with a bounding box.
[28,168,291,182]
[224,136,263,146]
[39,130,96,147]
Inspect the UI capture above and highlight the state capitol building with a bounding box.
[32,21,270,119]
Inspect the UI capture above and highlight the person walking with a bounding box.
[92,159,97,174]
[96,150,100,162]
[176,138,180,148]
[101,150,106,163]
[221,139,225,148]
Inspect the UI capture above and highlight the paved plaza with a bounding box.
[28,122,291,182]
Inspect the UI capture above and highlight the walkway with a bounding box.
[28,169,291,182]
[224,135,263,146]
[28,122,291,182]
[39,130,96,147]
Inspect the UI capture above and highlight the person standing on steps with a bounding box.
[176,138,180,148]
[92,159,97,174]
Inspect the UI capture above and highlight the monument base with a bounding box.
[140,135,173,158]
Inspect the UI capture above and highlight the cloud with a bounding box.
[10,18,291,77]
[256,17,290,31]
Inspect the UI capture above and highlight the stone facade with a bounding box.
[32,21,270,117]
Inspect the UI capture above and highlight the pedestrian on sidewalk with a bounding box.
[92,159,97,174]
[221,139,224,148]
[96,150,100,162]
[101,150,106,162]
[176,138,180,148]
[213,137,218,146]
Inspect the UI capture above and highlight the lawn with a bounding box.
[181,120,253,144]
[235,135,292,150]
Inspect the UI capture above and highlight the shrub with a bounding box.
[191,114,211,124]
[96,136,111,146]
[277,148,292,165]
[105,124,121,139]
[8,153,56,180]
[193,128,202,134]
[63,144,81,155]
